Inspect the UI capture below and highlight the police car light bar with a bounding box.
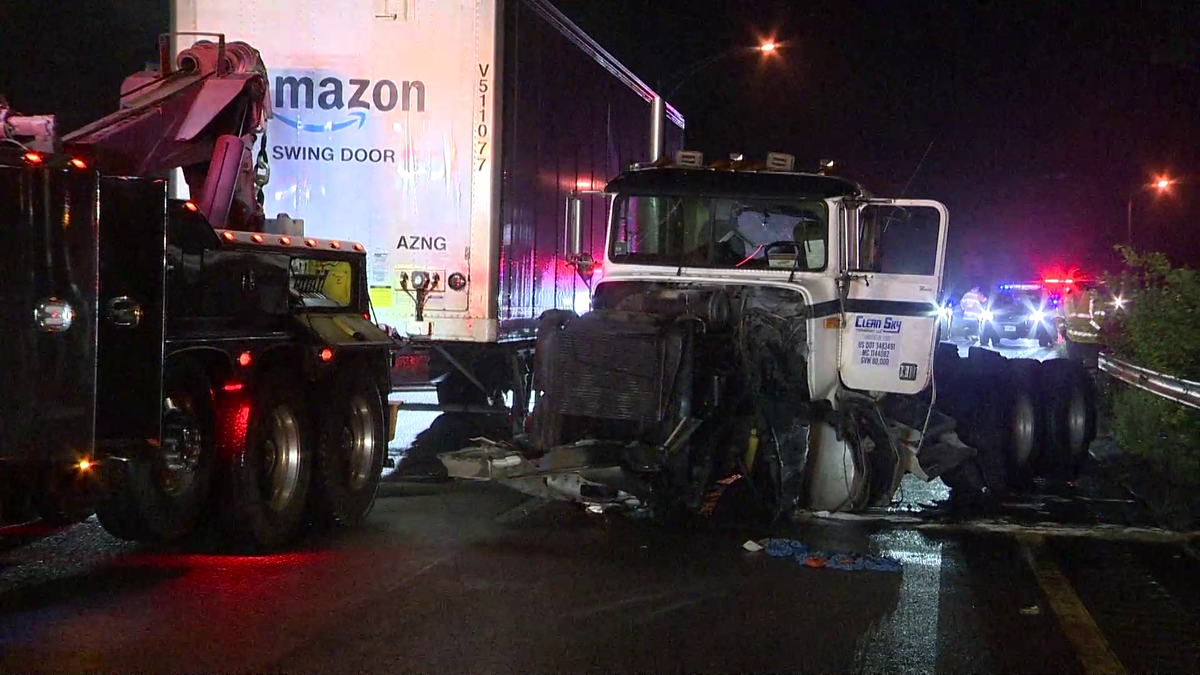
[999,283,1043,291]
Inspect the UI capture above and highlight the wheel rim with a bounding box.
[343,395,378,492]
[260,405,303,513]
[1067,384,1088,458]
[1011,392,1036,467]
[160,394,204,497]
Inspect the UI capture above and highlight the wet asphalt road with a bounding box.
[3,337,1196,674]
[3,479,1198,674]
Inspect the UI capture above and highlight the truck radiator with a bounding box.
[547,320,667,423]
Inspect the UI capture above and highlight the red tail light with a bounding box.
[223,382,244,392]
[318,347,334,362]
[237,351,252,367]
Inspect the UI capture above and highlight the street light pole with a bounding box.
[1126,177,1174,247]
[658,41,778,103]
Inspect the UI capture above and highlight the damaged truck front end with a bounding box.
[441,153,984,520]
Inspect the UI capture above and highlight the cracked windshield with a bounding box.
[610,195,828,270]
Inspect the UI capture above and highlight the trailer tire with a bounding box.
[94,361,217,541]
[1040,359,1096,481]
[311,373,386,528]
[224,372,313,549]
[1007,359,1044,488]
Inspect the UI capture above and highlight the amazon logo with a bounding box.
[273,74,427,133]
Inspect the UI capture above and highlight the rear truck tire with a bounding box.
[223,372,314,549]
[311,372,386,528]
[94,361,218,541]
[944,348,1011,499]
[1039,359,1097,481]
[1006,359,1044,489]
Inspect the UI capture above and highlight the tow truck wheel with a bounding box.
[223,372,313,549]
[311,373,386,528]
[95,361,217,541]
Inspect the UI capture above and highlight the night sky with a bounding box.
[3,0,1197,287]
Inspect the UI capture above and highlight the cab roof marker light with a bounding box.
[305,238,317,248]
[184,201,199,212]
[23,152,42,164]
[252,234,264,243]
[222,231,236,241]
[675,150,704,168]
[353,242,364,251]
[279,236,291,245]
[765,152,796,172]
[70,158,87,169]
[330,241,341,249]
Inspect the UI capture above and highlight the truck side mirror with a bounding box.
[564,190,603,284]
[566,194,584,257]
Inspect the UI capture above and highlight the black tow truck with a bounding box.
[0,37,395,548]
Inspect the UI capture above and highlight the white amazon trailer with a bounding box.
[172,0,684,418]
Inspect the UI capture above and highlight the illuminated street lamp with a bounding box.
[1126,175,1174,246]
[660,40,781,102]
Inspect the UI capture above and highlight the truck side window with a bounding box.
[858,205,940,276]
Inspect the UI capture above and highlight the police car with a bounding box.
[979,283,1059,348]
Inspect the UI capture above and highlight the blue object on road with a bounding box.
[765,538,809,558]
[758,539,902,572]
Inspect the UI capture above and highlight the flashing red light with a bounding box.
[70,158,87,169]
[252,234,264,243]
[1044,278,1060,283]
[184,201,199,212]
[223,382,244,392]
[279,236,291,246]
[222,231,236,241]
[353,242,364,251]
[330,241,341,249]
[318,347,334,362]
[237,351,252,367]
[305,238,317,248]
[23,152,42,164]
[1064,279,1073,285]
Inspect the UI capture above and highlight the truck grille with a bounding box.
[549,328,664,422]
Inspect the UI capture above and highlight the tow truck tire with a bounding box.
[95,362,217,541]
[224,372,313,549]
[1040,359,1097,481]
[311,373,386,528]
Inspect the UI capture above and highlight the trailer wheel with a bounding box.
[94,361,217,541]
[224,372,313,549]
[311,373,386,528]
[1040,359,1096,481]
[1007,359,1044,489]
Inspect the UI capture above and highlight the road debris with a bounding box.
[748,538,903,572]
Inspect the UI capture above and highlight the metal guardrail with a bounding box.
[1098,352,1200,411]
